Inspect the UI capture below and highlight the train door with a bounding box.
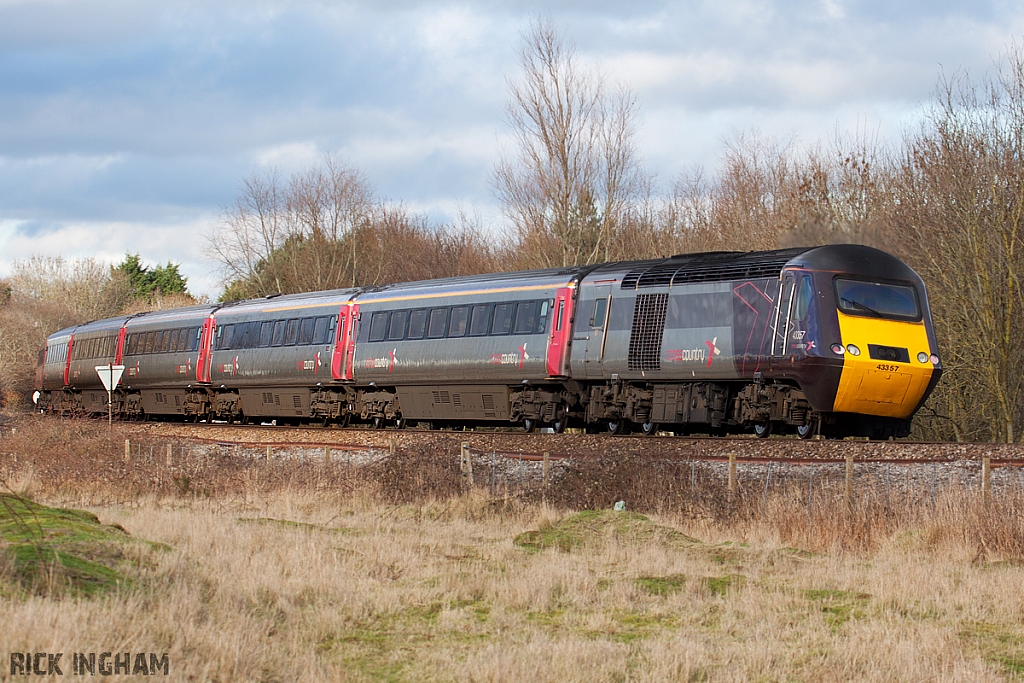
[114,326,127,365]
[63,334,75,387]
[196,317,215,383]
[332,302,358,381]
[583,285,611,378]
[771,273,796,358]
[546,287,575,378]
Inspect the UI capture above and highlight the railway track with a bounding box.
[128,421,1024,465]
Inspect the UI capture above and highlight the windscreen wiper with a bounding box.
[841,297,882,317]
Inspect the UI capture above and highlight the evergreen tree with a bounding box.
[113,253,190,300]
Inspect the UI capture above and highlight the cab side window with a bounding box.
[794,275,814,322]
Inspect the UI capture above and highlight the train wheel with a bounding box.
[753,420,772,439]
[522,418,537,433]
[551,416,567,434]
[372,416,385,430]
[796,423,815,440]
[639,421,658,437]
[607,419,627,435]
[395,416,407,430]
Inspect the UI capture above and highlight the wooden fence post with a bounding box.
[543,451,550,487]
[845,454,854,512]
[324,446,330,463]
[266,445,272,462]
[124,439,130,462]
[460,442,474,486]
[982,456,991,505]
[728,452,736,505]
[166,443,173,467]
[389,437,396,458]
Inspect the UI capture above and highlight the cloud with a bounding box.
[0,216,222,296]
[0,0,1022,296]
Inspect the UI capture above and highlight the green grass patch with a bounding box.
[514,510,699,552]
[960,622,1024,676]
[635,573,687,596]
[701,574,746,597]
[0,493,166,597]
[803,588,871,629]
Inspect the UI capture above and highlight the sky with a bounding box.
[0,0,1022,298]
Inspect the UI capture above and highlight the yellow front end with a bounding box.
[832,312,938,418]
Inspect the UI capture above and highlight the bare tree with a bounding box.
[892,45,1024,443]
[9,255,131,321]
[210,157,375,298]
[494,19,648,269]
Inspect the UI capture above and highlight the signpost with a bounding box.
[95,364,125,429]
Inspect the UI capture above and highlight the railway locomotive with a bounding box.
[34,244,941,439]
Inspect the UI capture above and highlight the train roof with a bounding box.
[216,288,361,317]
[352,266,590,304]
[583,245,919,290]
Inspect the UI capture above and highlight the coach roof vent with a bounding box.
[620,248,809,289]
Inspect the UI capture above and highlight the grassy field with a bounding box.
[2,416,1024,681]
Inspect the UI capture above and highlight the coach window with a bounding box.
[298,317,316,345]
[312,316,331,345]
[272,320,287,346]
[220,325,235,350]
[255,322,271,348]
[448,306,469,337]
[368,312,389,342]
[190,327,201,352]
[142,331,154,354]
[407,309,428,339]
[284,319,299,346]
[427,308,448,339]
[491,303,513,335]
[166,329,178,353]
[468,305,491,336]
[388,311,409,341]
[538,300,551,333]
[513,301,539,334]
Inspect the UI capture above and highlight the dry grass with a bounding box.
[2,415,1024,681]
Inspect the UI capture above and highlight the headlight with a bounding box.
[831,343,845,355]
[930,354,939,364]
[846,344,861,356]
[917,352,929,363]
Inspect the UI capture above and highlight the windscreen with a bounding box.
[835,279,920,321]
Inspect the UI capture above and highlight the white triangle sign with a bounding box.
[95,365,125,392]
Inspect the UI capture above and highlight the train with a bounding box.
[34,244,942,439]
